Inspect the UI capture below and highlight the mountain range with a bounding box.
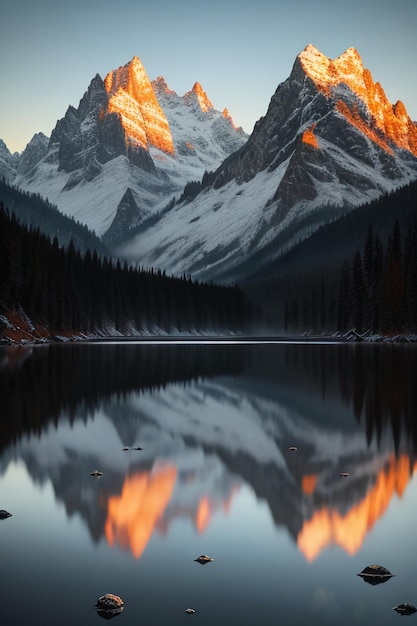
[2,44,417,285]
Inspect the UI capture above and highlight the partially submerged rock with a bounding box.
[0,510,12,520]
[95,593,124,618]
[185,608,196,614]
[357,565,395,585]
[393,604,417,616]
[90,470,103,477]
[194,554,214,564]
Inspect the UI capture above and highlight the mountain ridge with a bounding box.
[2,44,417,287]
[115,44,417,282]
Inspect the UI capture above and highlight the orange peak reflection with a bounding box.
[195,486,239,534]
[298,455,416,562]
[105,465,177,559]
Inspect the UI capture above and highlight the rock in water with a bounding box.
[95,593,124,618]
[0,510,12,520]
[392,604,417,616]
[357,565,394,585]
[194,554,214,564]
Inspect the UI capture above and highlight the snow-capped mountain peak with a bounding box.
[104,56,175,154]
[184,82,214,113]
[298,43,417,156]
[10,55,247,241]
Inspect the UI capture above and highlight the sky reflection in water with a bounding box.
[1,342,417,626]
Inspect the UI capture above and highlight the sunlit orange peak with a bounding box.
[222,107,240,130]
[186,82,214,112]
[104,56,174,154]
[298,44,417,157]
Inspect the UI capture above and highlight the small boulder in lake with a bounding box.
[194,554,214,564]
[288,446,298,452]
[393,604,417,616]
[0,510,12,520]
[90,470,103,477]
[185,608,196,614]
[95,594,124,618]
[357,565,395,585]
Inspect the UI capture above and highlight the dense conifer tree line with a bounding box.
[284,217,417,336]
[0,203,248,336]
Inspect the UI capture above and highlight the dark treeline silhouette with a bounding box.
[0,203,250,337]
[0,178,109,256]
[283,181,417,336]
[4,341,417,456]
[283,342,417,455]
[177,170,216,204]
[0,342,245,451]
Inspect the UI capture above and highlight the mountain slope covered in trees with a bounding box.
[279,181,417,336]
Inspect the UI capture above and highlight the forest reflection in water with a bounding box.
[1,341,417,454]
[1,341,417,626]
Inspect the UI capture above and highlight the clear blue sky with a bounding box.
[1,0,416,153]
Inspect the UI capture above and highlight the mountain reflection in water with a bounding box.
[1,341,417,566]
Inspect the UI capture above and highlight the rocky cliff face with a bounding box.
[104,56,175,155]
[0,139,20,182]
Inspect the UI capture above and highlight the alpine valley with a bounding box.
[2,44,417,293]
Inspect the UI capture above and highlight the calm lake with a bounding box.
[1,340,417,625]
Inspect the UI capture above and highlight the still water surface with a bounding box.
[1,341,417,625]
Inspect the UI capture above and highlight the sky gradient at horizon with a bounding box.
[1,0,416,153]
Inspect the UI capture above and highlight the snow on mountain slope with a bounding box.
[19,151,168,237]
[12,57,247,240]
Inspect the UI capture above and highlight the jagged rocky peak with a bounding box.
[104,56,174,154]
[17,132,49,176]
[152,75,177,96]
[298,44,366,95]
[183,82,214,112]
[297,44,417,156]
